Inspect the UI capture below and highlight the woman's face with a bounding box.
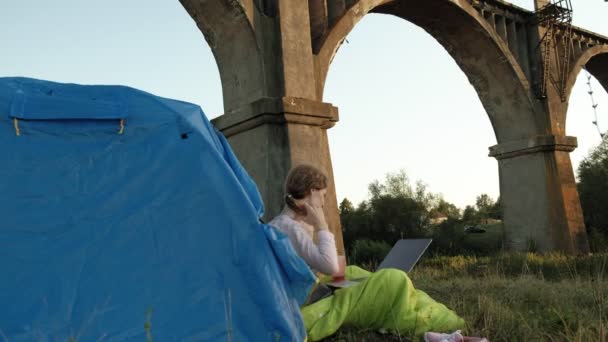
[307,188,328,209]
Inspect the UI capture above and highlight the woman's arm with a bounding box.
[273,217,339,275]
[293,227,339,275]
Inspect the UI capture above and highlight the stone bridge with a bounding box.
[179,0,608,254]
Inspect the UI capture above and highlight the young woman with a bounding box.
[269,164,338,276]
[269,164,487,342]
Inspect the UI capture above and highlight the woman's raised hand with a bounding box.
[301,202,328,232]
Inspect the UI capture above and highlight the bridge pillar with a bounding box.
[490,135,590,254]
[179,0,346,253]
[212,98,345,255]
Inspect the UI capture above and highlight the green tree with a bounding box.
[341,169,506,258]
[339,198,354,242]
[429,217,467,255]
[431,198,461,220]
[577,135,608,250]
[368,194,428,242]
[475,194,494,219]
[382,170,413,198]
[489,196,502,220]
[339,198,354,216]
[365,170,437,243]
[341,200,372,249]
[368,170,413,200]
[462,205,478,224]
[469,194,502,222]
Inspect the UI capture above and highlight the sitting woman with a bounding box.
[270,164,486,342]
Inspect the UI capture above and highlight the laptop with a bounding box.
[326,238,432,289]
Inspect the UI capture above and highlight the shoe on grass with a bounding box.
[424,330,464,342]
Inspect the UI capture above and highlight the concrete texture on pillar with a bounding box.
[180,0,608,254]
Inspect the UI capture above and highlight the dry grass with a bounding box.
[321,253,608,342]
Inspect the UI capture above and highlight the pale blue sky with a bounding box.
[1,1,606,208]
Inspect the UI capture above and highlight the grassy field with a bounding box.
[321,253,608,342]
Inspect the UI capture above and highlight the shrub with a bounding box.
[577,135,608,251]
[347,239,391,269]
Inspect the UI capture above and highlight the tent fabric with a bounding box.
[0,77,316,341]
[302,266,465,341]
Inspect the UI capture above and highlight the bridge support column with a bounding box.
[490,135,590,254]
[212,97,345,254]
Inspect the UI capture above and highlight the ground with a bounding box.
[319,253,608,342]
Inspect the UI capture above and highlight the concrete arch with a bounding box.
[314,0,391,100]
[315,0,538,143]
[179,0,265,112]
[586,52,608,93]
[564,46,608,124]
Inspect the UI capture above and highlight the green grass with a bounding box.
[321,253,608,342]
[461,223,504,254]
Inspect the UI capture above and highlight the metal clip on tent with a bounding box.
[119,118,125,135]
[13,118,20,136]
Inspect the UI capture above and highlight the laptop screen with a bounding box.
[377,238,432,273]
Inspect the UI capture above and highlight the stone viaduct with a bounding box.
[179,0,608,254]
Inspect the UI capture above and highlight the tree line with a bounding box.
[340,135,608,265]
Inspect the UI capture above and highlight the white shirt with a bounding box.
[269,213,339,275]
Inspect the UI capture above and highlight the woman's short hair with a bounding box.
[284,164,328,209]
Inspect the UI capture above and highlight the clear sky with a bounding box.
[1,1,606,208]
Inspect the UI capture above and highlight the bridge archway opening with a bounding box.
[566,53,608,173]
[324,13,500,210]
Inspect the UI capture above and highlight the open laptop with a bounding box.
[326,238,432,289]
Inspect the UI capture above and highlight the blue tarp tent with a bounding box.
[0,77,316,341]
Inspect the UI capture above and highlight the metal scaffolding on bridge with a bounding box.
[534,0,573,101]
